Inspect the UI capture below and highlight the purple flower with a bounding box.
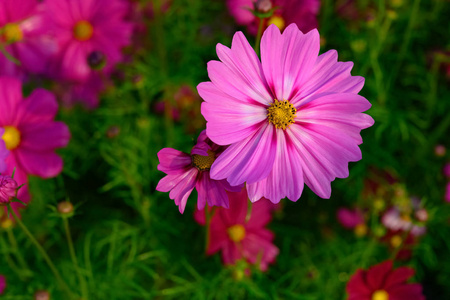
[45,0,133,82]
[198,24,374,203]
[336,207,364,229]
[0,0,56,79]
[156,131,242,213]
[0,175,18,205]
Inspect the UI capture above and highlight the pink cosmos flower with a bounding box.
[347,260,425,300]
[156,131,242,213]
[0,76,70,215]
[0,0,55,79]
[194,189,279,271]
[0,175,17,205]
[198,24,374,203]
[0,129,8,173]
[337,207,364,229]
[0,275,5,295]
[227,0,320,35]
[45,0,132,82]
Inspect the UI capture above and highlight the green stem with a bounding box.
[8,204,74,298]
[6,229,32,275]
[245,198,252,223]
[255,17,265,56]
[204,207,216,253]
[63,218,89,300]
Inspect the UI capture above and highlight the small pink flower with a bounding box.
[156,131,242,213]
[0,175,17,205]
[0,0,56,79]
[0,275,5,295]
[445,183,450,203]
[45,0,133,82]
[227,0,320,35]
[336,207,364,229]
[0,76,70,216]
[199,24,374,203]
[195,189,279,271]
[443,163,450,178]
[346,260,425,300]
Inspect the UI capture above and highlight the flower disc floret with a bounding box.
[73,20,94,41]
[228,224,246,242]
[267,99,297,130]
[1,126,21,150]
[192,150,216,171]
[372,290,389,300]
[2,23,23,43]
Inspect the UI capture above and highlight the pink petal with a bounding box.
[199,82,267,145]
[291,50,365,106]
[15,149,64,178]
[384,267,415,289]
[17,88,58,123]
[221,242,241,265]
[0,77,22,126]
[260,24,320,101]
[157,148,192,175]
[247,129,304,203]
[246,198,275,229]
[366,261,392,290]
[207,226,229,255]
[241,231,279,270]
[210,123,277,186]
[195,171,229,210]
[389,284,425,300]
[19,122,70,152]
[346,269,372,296]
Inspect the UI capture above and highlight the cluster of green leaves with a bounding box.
[1,0,449,299]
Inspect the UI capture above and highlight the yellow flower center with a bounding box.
[267,99,297,130]
[2,23,23,43]
[227,224,246,243]
[354,224,368,237]
[267,15,285,31]
[73,20,94,41]
[372,290,389,300]
[390,235,402,248]
[192,150,215,171]
[2,126,21,150]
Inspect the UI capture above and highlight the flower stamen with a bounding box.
[267,99,297,130]
[73,20,94,41]
[2,126,21,150]
[192,150,215,171]
[227,224,246,242]
[2,23,23,43]
[372,290,389,300]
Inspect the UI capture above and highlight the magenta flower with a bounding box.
[227,0,320,35]
[445,183,450,203]
[0,77,70,215]
[346,260,425,300]
[195,189,279,271]
[0,175,17,205]
[443,163,450,178]
[0,0,55,78]
[198,24,374,203]
[0,275,5,295]
[337,207,364,229]
[45,0,132,82]
[156,131,242,213]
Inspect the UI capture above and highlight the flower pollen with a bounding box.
[2,126,21,150]
[2,23,23,43]
[192,150,215,171]
[227,224,246,242]
[267,16,286,31]
[73,20,94,41]
[372,290,389,300]
[267,99,297,130]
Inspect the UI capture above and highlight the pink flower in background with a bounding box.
[445,183,450,203]
[59,74,105,109]
[0,275,5,294]
[347,260,425,300]
[156,131,242,213]
[227,0,320,35]
[0,129,8,173]
[337,207,364,229]
[382,207,426,237]
[195,189,279,270]
[45,0,132,82]
[198,24,374,203]
[443,163,450,178]
[0,77,70,215]
[0,175,17,205]
[0,0,55,79]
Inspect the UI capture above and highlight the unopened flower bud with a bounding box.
[87,51,106,70]
[255,0,272,13]
[34,290,50,300]
[57,201,74,216]
[106,125,120,139]
[0,175,18,205]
